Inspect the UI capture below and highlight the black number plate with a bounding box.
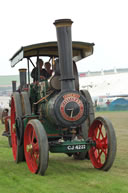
[67,144,86,151]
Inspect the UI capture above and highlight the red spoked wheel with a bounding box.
[11,92,24,163]
[24,119,49,175]
[88,116,116,171]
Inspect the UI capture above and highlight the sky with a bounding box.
[0,0,128,75]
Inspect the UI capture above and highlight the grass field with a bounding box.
[0,111,128,193]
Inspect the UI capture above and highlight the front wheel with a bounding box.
[24,119,49,175]
[88,116,116,171]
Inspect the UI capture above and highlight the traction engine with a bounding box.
[9,19,116,175]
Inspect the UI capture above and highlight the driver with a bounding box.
[31,59,49,82]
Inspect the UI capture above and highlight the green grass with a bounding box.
[0,112,128,193]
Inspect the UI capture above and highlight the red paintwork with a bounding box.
[88,119,108,168]
[24,123,39,173]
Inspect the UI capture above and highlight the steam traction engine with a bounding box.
[9,19,116,175]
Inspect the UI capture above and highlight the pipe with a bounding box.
[54,19,75,91]
[12,81,16,92]
[19,68,27,89]
[27,58,30,85]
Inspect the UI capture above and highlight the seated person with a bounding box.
[45,62,53,78]
[31,59,49,82]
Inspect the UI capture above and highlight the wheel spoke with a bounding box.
[28,147,39,172]
[101,134,108,150]
[100,146,107,155]
[32,153,39,166]
[98,125,104,139]
[28,153,37,172]
[32,129,36,141]
[33,143,39,152]
[97,149,102,163]
[95,127,98,138]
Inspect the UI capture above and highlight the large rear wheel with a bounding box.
[11,92,24,163]
[88,117,116,171]
[24,119,49,175]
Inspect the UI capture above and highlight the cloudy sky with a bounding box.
[0,0,128,75]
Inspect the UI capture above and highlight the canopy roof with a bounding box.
[10,41,94,67]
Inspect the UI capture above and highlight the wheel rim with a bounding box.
[24,123,40,173]
[11,97,17,161]
[88,119,108,168]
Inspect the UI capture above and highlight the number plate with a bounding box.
[67,144,86,151]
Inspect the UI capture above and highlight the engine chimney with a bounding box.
[54,19,75,91]
[45,19,88,127]
[19,68,27,89]
[12,81,16,92]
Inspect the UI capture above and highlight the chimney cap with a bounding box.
[54,19,73,27]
